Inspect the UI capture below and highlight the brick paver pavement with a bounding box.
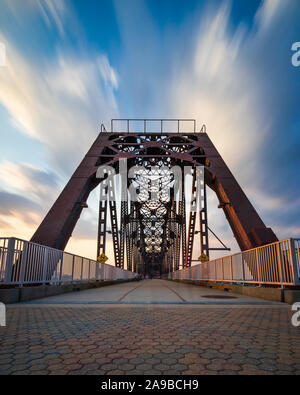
[0,304,299,375]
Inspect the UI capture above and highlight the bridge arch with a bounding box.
[31,122,277,274]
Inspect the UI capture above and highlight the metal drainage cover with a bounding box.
[201,295,237,299]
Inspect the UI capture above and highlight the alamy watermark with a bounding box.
[291,42,300,67]
[0,42,6,67]
[0,302,6,327]
[96,159,205,212]
[291,302,300,327]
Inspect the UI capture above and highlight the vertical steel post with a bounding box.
[71,255,75,283]
[222,258,224,281]
[289,239,300,286]
[97,195,107,258]
[42,248,48,285]
[198,167,209,259]
[4,238,16,284]
[276,242,284,287]
[59,254,63,284]
[241,253,246,284]
[19,241,27,287]
[256,248,261,285]
[185,168,197,267]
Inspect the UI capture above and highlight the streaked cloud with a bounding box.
[37,0,67,36]
[255,0,281,29]
[0,161,60,202]
[0,162,61,241]
[0,34,119,176]
[0,190,41,226]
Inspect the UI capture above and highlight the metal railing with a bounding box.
[100,124,108,133]
[109,119,206,134]
[169,239,300,287]
[0,238,137,287]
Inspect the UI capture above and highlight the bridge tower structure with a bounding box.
[31,119,277,275]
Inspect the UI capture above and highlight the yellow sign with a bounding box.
[198,253,209,263]
[97,253,108,263]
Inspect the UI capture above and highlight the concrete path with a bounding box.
[21,279,283,305]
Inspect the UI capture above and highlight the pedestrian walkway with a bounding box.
[20,279,283,305]
[0,280,299,375]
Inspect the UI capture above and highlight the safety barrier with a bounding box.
[0,238,137,286]
[169,239,300,286]
[109,119,206,134]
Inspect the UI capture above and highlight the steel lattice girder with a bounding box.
[31,131,278,273]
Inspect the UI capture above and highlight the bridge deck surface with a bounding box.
[0,280,299,375]
[19,279,284,305]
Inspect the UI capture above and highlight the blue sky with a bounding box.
[0,0,299,260]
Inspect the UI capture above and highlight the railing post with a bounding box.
[256,248,261,286]
[19,241,27,287]
[289,239,300,286]
[81,258,83,282]
[214,260,217,280]
[71,255,75,283]
[4,238,15,284]
[230,256,233,282]
[59,253,63,285]
[276,242,284,287]
[241,253,245,285]
[42,248,48,285]
[96,261,101,280]
[222,258,224,281]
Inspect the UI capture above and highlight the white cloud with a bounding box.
[37,0,67,36]
[255,0,282,30]
[97,55,118,90]
[170,4,267,173]
[0,33,119,176]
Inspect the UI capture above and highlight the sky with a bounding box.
[0,0,299,263]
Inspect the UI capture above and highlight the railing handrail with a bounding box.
[0,236,137,286]
[190,238,294,268]
[110,118,200,134]
[170,238,300,286]
[100,123,108,133]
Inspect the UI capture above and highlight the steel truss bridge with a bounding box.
[30,119,278,277]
